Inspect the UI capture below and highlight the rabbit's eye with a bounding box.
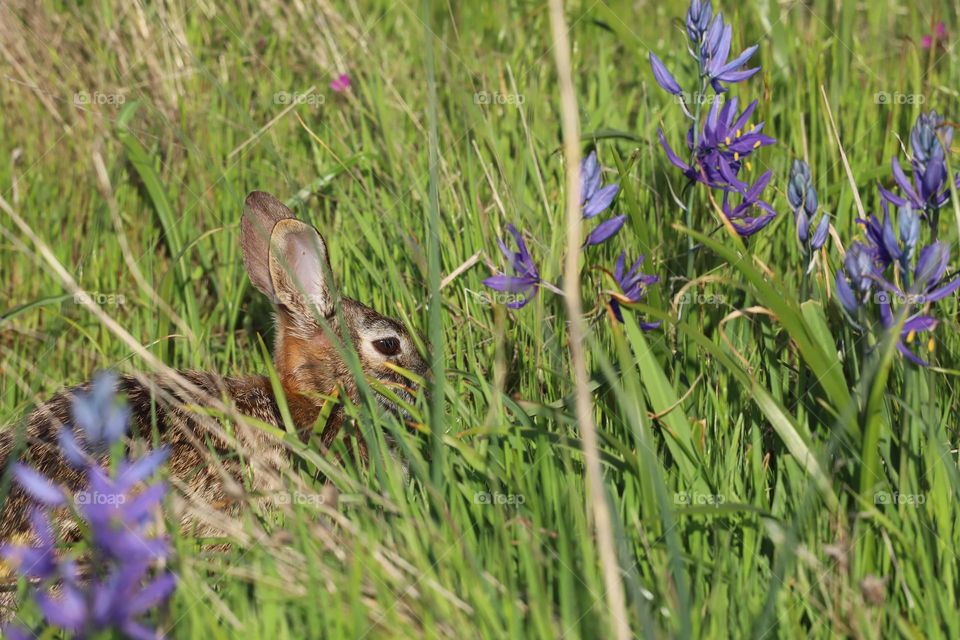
[372,337,401,357]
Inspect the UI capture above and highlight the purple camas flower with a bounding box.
[857,206,902,269]
[878,309,939,366]
[685,0,713,46]
[580,151,619,217]
[836,202,959,366]
[609,251,660,329]
[879,111,958,214]
[874,241,960,305]
[1,372,175,639]
[654,1,759,95]
[60,372,131,465]
[483,223,541,309]
[650,1,776,239]
[720,170,776,237]
[657,97,775,192]
[788,160,830,252]
[835,242,879,317]
[696,12,760,93]
[580,151,625,246]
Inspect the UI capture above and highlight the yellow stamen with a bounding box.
[746,160,753,171]
[753,140,762,149]
[749,124,756,132]
[736,129,742,137]
[734,152,740,161]
[906,330,916,344]
[928,337,936,353]
[724,136,731,145]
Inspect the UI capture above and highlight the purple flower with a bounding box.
[837,216,958,367]
[835,242,879,316]
[329,73,351,93]
[483,224,541,309]
[697,11,760,92]
[866,240,959,368]
[580,151,620,218]
[787,159,817,217]
[3,375,175,638]
[788,160,829,251]
[857,207,902,269]
[835,268,859,316]
[579,151,625,246]
[1,508,58,580]
[878,305,939,366]
[0,625,33,640]
[61,371,130,466]
[88,560,177,639]
[879,111,957,212]
[658,97,775,193]
[872,241,960,305]
[858,205,921,273]
[83,461,170,561]
[651,2,775,239]
[609,251,660,328]
[720,170,777,236]
[651,1,763,101]
[685,0,713,46]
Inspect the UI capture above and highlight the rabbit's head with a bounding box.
[241,191,428,434]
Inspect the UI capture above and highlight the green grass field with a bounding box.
[1,0,959,637]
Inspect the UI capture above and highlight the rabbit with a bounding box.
[0,190,429,545]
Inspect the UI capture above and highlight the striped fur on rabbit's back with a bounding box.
[0,370,290,542]
[0,190,428,544]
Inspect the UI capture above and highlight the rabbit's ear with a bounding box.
[268,218,338,321]
[241,191,295,299]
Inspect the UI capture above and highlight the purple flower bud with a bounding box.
[810,214,830,251]
[835,269,859,315]
[899,206,920,259]
[649,52,683,96]
[685,0,713,45]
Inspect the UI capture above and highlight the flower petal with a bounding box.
[117,447,170,490]
[810,214,830,250]
[12,465,64,507]
[835,271,858,315]
[649,52,683,95]
[583,183,619,218]
[657,129,691,172]
[483,275,535,293]
[584,215,627,246]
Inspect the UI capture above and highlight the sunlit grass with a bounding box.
[1,0,959,637]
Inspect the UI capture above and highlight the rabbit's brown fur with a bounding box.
[0,190,428,547]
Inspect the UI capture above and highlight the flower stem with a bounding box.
[684,79,707,273]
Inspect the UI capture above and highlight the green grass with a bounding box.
[1,0,959,637]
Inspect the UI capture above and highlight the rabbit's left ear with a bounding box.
[242,191,338,324]
[268,218,338,322]
[242,191,294,300]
